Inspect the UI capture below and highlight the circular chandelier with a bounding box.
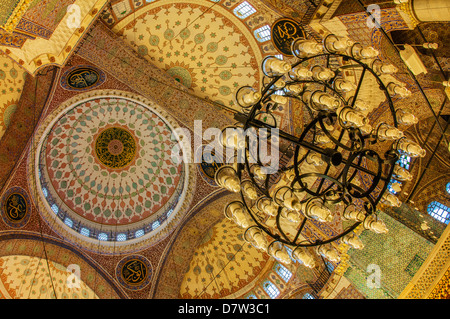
[214,33,426,268]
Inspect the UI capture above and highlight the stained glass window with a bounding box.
[98,232,108,241]
[152,220,160,230]
[64,217,73,228]
[254,25,271,42]
[446,182,450,194]
[397,154,411,170]
[51,204,59,214]
[263,280,280,298]
[303,293,315,299]
[80,227,90,237]
[427,201,450,224]
[135,229,145,238]
[117,233,127,241]
[275,263,292,282]
[233,1,256,19]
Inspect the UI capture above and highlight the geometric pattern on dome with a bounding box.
[29,90,194,253]
[114,0,262,110]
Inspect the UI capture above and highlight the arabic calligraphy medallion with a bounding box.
[94,127,137,169]
[1,187,30,228]
[60,65,106,91]
[271,18,305,56]
[116,255,152,290]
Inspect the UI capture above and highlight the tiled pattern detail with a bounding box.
[344,211,434,298]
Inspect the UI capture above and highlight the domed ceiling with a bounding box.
[29,90,195,254]
[112,0,263,109]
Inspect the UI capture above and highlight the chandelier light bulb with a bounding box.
[396,109,418,126]
[215,166,241,192]
[352,99,369,112]
[364,216,389,234]
[315,133,332,145]
[236,87,261,107]
[292,39,323,58]
[397,139,426,157]
[220,126,245,149]
[244,226,269,251]
[317,245,340,262]
[273,79,286,90]
[334,78,356,92]
[257,197,278,217]
[342,207,366,222]
[283,195,302,212]
[306,152,325,166]
[360,46,379,58]
[338,107,368,127]
[390,182,402,193]
[281,208,302,223]
[285,83,304,94]
[359,123,373,135]
[309,91,341,111]
[268,242,292,264]
[387,82,411,97]
[422,42,438,49]
[292,247,316,268]
[393,165,412,181]
[326,36,353,52]
[312,66,335,81]
[377,123,404,140]
[342,233,365,249]
[292,67,313,79]
[270,94,288,104]
[264,57,292,74]
[305,201,333,222]
[251,165,266,181]
[241,180,259,200]
[380,64,398,74]
[225,201,251,228]
[381,192,401,207]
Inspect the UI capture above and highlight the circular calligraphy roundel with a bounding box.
[116,255,152,290]
[271,18,305,56]
[94,127,137,169]
[1,187,31,228]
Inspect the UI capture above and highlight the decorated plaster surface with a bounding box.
[28,89,196,254]
[113,0,262,110]
[0,255,98,299]
[0,52,26,140]
[1,0,107,75]
[179,216,269,298]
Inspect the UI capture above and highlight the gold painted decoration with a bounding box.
[271,17,305,56]
[116,255,152,290]
[94,127,137,169]
[1,186,30,228]
[60,65,106,91]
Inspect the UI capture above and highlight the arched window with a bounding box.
[80,227,90,237]
[64,217,73,228]
[135,229,145,238]
[117,233,127,241]
[152,220,160,230]
[233,1,256,19]
[427,201,450,224]
[51,204,59,214]
[303,292,315,299]
[446,182,450,195]
[275,263,292,282]
[254,25,271,42]
[263,280,280,299]
[397,154,411,170]
[98,232,108,241]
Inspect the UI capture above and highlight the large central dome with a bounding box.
[30,90,194,253]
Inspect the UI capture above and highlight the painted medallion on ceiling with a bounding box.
[29,90,194,254]
[115,255,152,290]
[60,65,106,91]
[1,186,31,228]
[113,0,262,109]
